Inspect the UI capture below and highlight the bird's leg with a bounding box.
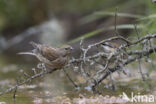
[41,63,47,72]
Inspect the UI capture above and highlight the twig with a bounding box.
[0,69,56,96]
[90,45,156,89]
[13,79,18,101]
[63,68,78,88]
[138,59,145,81]
[80,39,88,77]
[97,53,113,74]
[134,24,145,81]
[114,7,119,36]
[1,33,156,95]
[134,24,140,40]
[110,74,116,91]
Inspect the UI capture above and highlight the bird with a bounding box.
[18,42,73,70]
[101,41,120,53]
[98,42,121,68]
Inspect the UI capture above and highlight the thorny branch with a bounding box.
[0,33,156,96]
[69,33,156,91]
[90,45,156,89]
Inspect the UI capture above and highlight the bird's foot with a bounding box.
[37,63,47,73]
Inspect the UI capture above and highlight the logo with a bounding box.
[120,92,155,103]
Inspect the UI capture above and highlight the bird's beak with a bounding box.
[70,47,73,50]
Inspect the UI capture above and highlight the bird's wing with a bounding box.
[30,42,59,61]
[41,46,59,61]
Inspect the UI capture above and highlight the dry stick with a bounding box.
[82,36,131,61]
[114,7,131,46]
[69,34,156,65]
[13,86,17,100]
[134,24,140,40]
[134,24,145,81]
[63,68,78,88]
[70,33,156,65]
[32,68,37,75]
[97,53,113,74]
[13,86,17,104]
[149,39,156,55]
[110,74,116,91]
[24,72,31,78]
[71,35,156,90]
[118,34,156,51]
[138,59,145,81]
[132,34,156,45]
[13,79,18,101]
[114,7,119,36]
[80,39,88,77]
[148,39,155,72]
[0,69,57,96]
[70,52,108,64]
[1,34,156,96]
[91,66,120,90]
[90,46,156,89]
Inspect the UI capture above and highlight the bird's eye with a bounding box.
[65,48,68,50]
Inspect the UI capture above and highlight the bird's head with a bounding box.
[59,45,73,56]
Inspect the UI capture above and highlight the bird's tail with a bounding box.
[18,51,36,56]
[18,41,43,56]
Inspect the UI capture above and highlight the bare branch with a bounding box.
[0,69,57,96]
[1,33,156,95]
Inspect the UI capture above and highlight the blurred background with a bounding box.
[0,0,154,55]
[0,0,156,103]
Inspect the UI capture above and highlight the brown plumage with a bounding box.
[19,42,73,70]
